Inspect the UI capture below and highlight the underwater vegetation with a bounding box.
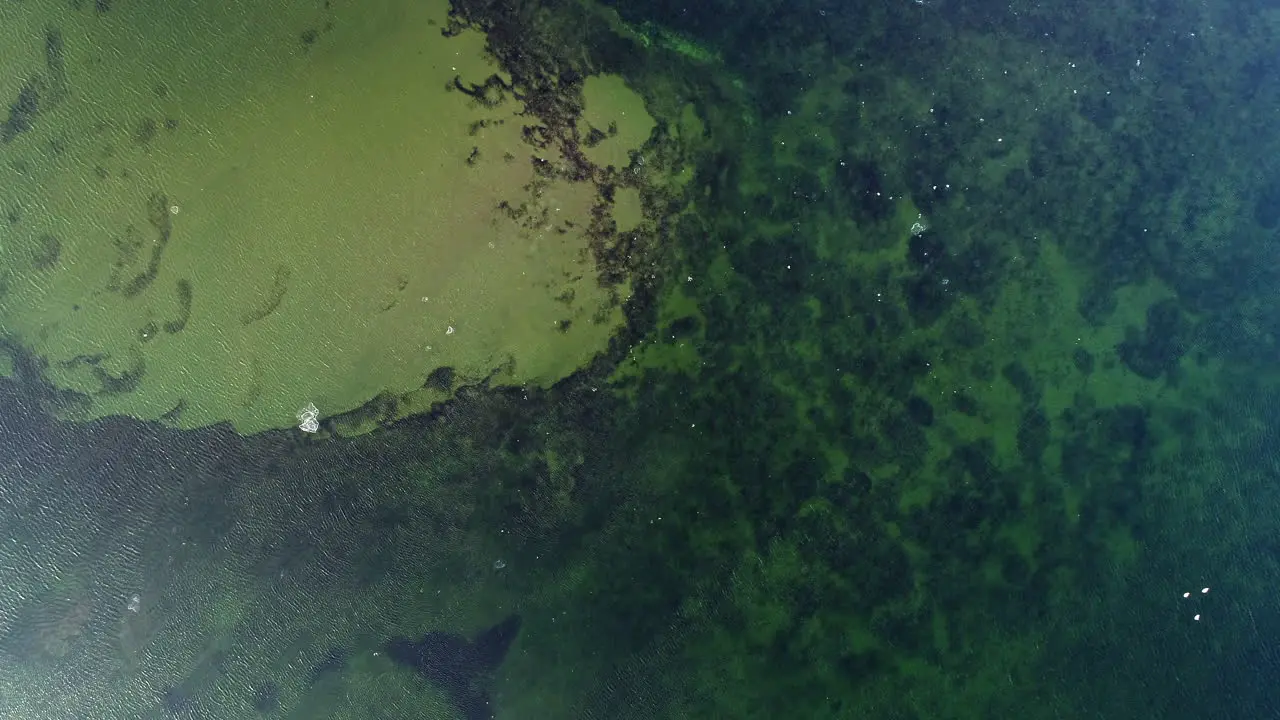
[249,680,279,713]
[3,0,1280,718]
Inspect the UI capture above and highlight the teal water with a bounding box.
[1,0,1277,718]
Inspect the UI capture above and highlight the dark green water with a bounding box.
[2,0,1278,718]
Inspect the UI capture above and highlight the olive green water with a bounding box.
[0,0,649,435]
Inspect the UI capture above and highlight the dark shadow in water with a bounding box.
[385,614,523,720]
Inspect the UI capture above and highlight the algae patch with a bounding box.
[0,0,667,434]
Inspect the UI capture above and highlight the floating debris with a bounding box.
[297,402,320,433]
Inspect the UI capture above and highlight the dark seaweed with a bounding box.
[163,279,192,334]
[239,265,290,325]
[31,233,60,270]
[2,83,39,144]
[121,193,173,298]
[44,28,68,105]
